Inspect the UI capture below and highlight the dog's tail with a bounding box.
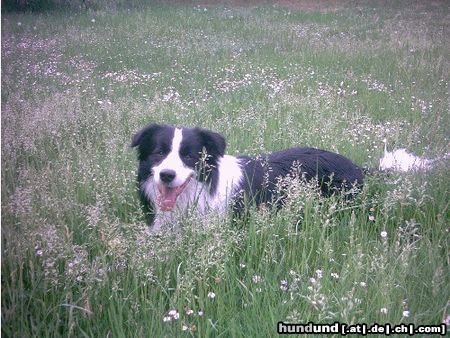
[376,138,449,173]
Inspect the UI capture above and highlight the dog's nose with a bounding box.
[160,169,176,183]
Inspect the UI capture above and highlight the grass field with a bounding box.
[2,1,449,336]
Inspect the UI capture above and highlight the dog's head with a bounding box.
[131,124,226,211]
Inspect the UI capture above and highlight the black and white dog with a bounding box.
[131,123,364,231]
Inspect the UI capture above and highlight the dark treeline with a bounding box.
[1,0,160,12]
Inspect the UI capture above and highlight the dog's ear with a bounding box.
[197,128,226,158]
[131,124,164,160]
[131,123,162,148]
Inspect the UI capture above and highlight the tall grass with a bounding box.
[2,1,449,336]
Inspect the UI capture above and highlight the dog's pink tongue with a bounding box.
[158,186,178,211]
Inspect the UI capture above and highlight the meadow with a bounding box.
[2,1,449,336]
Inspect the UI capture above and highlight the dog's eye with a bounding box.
[183,154,192,160]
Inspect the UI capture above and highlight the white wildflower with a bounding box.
[316,269,323,279]
[443,315,450,326]
[163,309,179,322]
[252,275,262,284]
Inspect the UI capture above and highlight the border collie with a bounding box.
[131,124,365,231]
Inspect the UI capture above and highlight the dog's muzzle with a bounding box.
[156,170,192,211]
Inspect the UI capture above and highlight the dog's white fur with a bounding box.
[379,148,433,172]
[379,139,436,172]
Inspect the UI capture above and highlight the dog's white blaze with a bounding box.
[152,128,195,187]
